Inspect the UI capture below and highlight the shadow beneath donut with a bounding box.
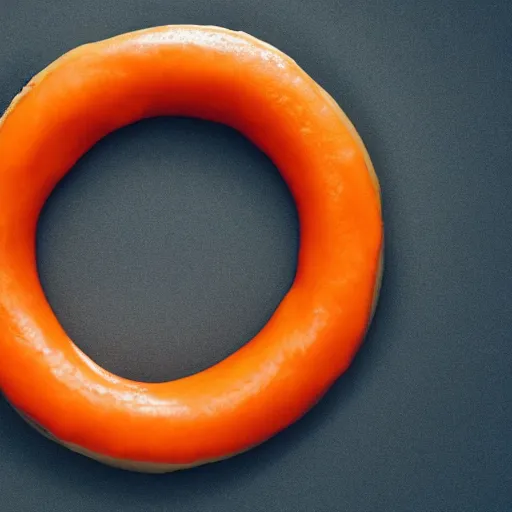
[0,62,398,506]
[0,249,395,505]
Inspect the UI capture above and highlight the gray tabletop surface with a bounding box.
[0,0,511,510]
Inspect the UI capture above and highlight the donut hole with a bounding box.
[36,117,299,383]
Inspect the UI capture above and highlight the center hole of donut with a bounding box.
[36,117,299,383]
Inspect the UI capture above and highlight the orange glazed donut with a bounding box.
[0,26,383,472]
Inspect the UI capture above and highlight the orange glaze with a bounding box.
[0,26,383,469]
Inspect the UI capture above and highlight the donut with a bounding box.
[0,25,383,472]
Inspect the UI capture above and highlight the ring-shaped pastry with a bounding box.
[0,26,383,472]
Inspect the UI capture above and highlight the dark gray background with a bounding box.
[1,0,511,511]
